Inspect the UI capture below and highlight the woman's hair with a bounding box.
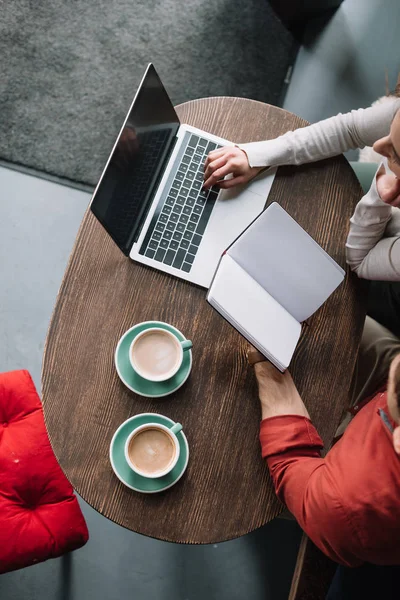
[392,355,400,414]
[395,366,400,412]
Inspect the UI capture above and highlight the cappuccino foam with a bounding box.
[128,428,175,475]
[132,330,180,378]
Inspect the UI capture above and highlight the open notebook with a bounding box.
[207,203,345,371]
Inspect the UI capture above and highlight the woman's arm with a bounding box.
[346,164,400,280]
[204,98,400,189]
[239,98,400,168]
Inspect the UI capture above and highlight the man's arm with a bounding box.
[254,361,362,567]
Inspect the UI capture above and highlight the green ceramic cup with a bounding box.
[115,321,192,398]
[109,412,189,493]
[129,326,192,382]
[124,421,183,479]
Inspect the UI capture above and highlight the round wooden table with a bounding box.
[42,97,365,544]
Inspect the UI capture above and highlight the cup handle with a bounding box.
[170,422,183,435]
[181,340,192,352]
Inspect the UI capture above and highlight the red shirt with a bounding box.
[260,391,400,567]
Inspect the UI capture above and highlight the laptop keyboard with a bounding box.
[139,134,221,273]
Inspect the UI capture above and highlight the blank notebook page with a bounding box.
[228,203,345,323]
[207,255,301,370]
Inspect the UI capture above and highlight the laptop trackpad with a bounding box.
[192,169,276,288]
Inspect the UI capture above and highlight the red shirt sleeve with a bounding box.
[260,416,363,567]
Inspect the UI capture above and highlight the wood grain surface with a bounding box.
[42,97,366,544]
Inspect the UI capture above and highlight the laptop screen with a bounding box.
[90,64,180,255]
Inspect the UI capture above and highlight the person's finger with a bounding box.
[383,179,400,202]
[204,161,238,188]
[203,169,229,189]
[377,172,400,202]
[203,175,216,189]
[206,164,234,186]
[203,156,229,181]
[389,194,400,207]
[218,175,246,189]
[376,163,386,178]
[393,178,400,196]
[388,176,400,193]
[204,148,230,170]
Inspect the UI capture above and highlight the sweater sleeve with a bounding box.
[238,98,400,168]
[260,416,363,567]
[345,163,400,280]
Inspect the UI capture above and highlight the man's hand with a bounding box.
[203,146,263,189]
[253,359,310,421]
[376,165,400,207]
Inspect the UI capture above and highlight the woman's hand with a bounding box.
[376,164,400,207]
[203,146,263,190]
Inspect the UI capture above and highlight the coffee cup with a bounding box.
[124,421,183,478]
[129,327,192,382]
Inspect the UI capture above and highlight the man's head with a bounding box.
[373,109,400,178]
[387,353,400,454]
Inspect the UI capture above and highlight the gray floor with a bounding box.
[0,504,301,600]
[0,167,88,391]
[2,0,400,597]
[0,0,295,186]
[284,0,400,159]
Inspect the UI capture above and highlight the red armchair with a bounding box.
[0,370,88,573]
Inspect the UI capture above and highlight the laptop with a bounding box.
[90,63,276,288]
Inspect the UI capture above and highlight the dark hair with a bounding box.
[392,354,400,412]
[396,371,400,411]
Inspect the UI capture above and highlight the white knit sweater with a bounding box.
[238,98,400,280]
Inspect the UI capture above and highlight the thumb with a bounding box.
[385,177,400,205]
[376,172,400,203]
[389,176,400,195]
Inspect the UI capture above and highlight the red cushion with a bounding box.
[0,370,88,573]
